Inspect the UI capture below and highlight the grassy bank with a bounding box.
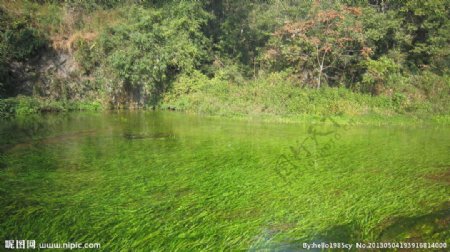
[0,96,102,118]
[1,74,448,125]
[160,71,450,125]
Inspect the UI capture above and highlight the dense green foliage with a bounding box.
[0,96,101,118]
[0,0,448,118]
[94,3,211,106]
[0,6,46,95]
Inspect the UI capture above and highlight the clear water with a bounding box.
[0,111,449,250]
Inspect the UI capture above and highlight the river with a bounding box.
[0,111,449,250]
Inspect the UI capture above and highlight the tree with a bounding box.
[268,4,369,88]
[398,0,450,72]
[0,7,46,97]
[93,3,211,106]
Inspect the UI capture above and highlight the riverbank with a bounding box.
[0,96,102,118]
[1,71,449,125]
[1,96,449,127]
[159,74,449,125]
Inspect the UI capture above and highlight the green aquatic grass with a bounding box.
[0,111,449,250]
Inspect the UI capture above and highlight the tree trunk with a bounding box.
[317,65,323,89]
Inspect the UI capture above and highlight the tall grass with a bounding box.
[161,71,447,123]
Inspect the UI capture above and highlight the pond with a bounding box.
[0,111,449,250]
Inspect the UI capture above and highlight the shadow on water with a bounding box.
[376,202,450,242]
[251,203,449,251]
[315,222,363,243]
[122,132,175,140]
[424,167,450,185]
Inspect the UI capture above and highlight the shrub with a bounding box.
[361,56,402,95]
[92,3,211,106]
[0,98,18,118]
[3,18,46,61]
[15,96,40,116]
[166,71,209,99]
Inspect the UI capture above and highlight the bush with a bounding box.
[0,98,19,118]
[361,56,402,94]
[412,71,450,100]
[214,62,246,84]
[90,3,211,106]
[2,17,46,61]
[74,39,99,74]
[165,71,208,98]
[15,96,40,116]
[0,97,103,119]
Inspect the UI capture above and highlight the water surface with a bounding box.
[0,111,449,250]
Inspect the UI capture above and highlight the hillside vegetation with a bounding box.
[0,0,449,121]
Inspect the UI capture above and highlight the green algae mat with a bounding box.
[0,111,449,250]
